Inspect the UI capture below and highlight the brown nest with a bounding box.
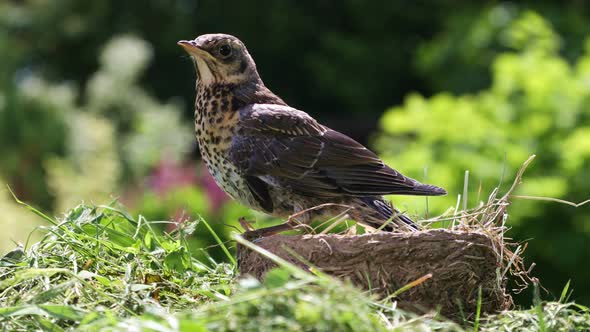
[237,156,536,319]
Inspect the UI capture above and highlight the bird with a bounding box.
[177,33,446,236]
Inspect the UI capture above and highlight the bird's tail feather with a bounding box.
[356,197,419,231]
[407,183,447,196]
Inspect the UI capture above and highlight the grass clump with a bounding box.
[0,202,460,331]
[92,274,392,331]
[0,200,588,331]
[0,202,462,331]
[0,204,234,330]
[481,302,590,331]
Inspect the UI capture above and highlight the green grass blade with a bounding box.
[559,280,571,303]
[463,170,469,211]
[474,286,482,332]
[7,185,57,226]
[39,304,86,321]
[534,283,547,332]
[201,218,236,265]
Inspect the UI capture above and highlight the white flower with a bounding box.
[100,35,153,81]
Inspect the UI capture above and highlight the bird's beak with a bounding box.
[177,40,212,59]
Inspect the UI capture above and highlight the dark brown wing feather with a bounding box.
[230,104,446,199]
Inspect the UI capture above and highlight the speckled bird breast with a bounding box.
[193,83,254,206]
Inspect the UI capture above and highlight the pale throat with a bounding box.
[195,57,215,86]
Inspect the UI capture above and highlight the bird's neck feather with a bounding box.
[195,79,287,107]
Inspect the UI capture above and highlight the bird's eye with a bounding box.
[219,44,232,57]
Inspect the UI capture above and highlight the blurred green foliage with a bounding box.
[378,12,590,303]
[0,0,590,306]
[415,3,590,94]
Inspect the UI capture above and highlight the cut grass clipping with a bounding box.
[0,204,457,331]
[1,206,588,331]
[0,157,588,331]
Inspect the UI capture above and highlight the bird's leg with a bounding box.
[241,221,297,240]
[238,217,256,232]
[241,208,313,240]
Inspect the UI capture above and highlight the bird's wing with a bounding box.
[230,104,446,201]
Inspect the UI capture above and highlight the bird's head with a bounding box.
[178,34,260,86]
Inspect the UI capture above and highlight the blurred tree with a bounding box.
[377,11,590,304]
[0,0,458,141]
[416,3,590,94]
[3,1,589,143]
